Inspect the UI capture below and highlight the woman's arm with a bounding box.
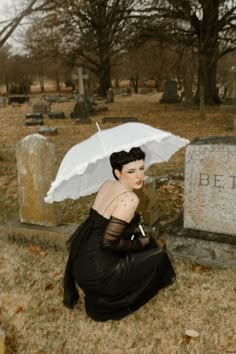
[100,192,150,252]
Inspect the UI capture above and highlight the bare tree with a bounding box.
[139,0,236,105]
[24,0,145,97]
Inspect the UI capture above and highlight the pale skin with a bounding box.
[92,159,150,246]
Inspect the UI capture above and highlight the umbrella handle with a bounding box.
[138,224,146,237]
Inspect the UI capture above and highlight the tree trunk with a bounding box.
[98,58,111,97]
[193,0,220,105]
[130,74,139,93]
[194,52,219,105]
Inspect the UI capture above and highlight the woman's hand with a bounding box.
[139,236,150,247]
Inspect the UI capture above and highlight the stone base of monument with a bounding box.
[0,327,5,354]
[166,211,236,268]
[0,219,79,251]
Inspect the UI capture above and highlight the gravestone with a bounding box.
[33,101,51,114]
[184,137,236,236]
[48,112,65,119]
[16,134,61,227]
[25,113,44,126]
[0,96,7,106]
[9,95,30,104]
[166,136,236,268]
[136,176,159,225]
[106,88,114,103]
[160,80,181,104]
[223,66,236,105]
[102,116,139,123]
[38,127,58,136]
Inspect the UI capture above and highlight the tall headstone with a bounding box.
[160,80,181,104]
[16,134,61,227]
[224,66,236,105]
[184,137,236,236]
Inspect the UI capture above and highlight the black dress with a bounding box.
[63,208,176,321]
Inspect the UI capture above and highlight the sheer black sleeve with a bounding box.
[100,216,148,253]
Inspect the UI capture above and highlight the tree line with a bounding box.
[0,0,235,104]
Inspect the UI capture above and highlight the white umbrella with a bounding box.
[45,122,189,203]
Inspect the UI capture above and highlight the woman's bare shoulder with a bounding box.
[112,191,139,222]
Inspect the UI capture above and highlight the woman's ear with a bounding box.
[114,169,121,179]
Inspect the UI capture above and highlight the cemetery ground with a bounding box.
[0,93,236,354]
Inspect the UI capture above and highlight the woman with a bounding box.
[63,147,176,321]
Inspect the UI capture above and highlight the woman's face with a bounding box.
[116,159,145,190]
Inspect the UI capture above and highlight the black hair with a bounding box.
[110,147,145,180]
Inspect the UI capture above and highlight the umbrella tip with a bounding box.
[96,122,101,131]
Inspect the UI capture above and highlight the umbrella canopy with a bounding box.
[45,122,189,203]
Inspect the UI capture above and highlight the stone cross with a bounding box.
[78,67,89,96]
[16,134,61,227]
[184,136,236,237]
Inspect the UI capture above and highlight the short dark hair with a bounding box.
[110,147,145,180]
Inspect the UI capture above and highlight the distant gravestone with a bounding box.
[16,134,61,227]
[160,80,181,104]
[25,112,44,125]
[9,95,30,104]
[48,112,65,119]
[102,116,139,123]
[224,66,236,105]
[184,137,236,236]
[106,88,114,103]
[0,96,6,106]
[38,127,58,136]
[33,101,51,114]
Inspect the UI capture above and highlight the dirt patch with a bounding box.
[0,94,236,353]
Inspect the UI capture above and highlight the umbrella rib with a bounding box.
[96,122,106,153]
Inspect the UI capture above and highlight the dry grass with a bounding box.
[0,93,236,354]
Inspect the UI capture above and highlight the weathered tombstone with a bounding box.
[223,66,236,105]
[16,134,61,227]
[160,80,181,104]
[167,136,236,268]
[102,116,139,123]
[25,118,44,126]
[70,96,92,123]
[26,113,43,119]
[0,328,5,354]
[48,112,65,119]
[46,95,62,103]
[136,176,159,225]
[38,127,58,136]
[0,96,7,106]
[184,137,236,236]
[33,101,51,114]
[9,95,30,104]
[25,113,44,126]
[106,88,114,103]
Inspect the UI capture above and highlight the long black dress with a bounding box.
[63,208,176,321]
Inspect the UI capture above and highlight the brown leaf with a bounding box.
[16,306,24,313]
[45,283,55,290]
[30,245,42,254]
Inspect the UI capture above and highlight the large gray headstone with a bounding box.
[16,134,61,227]
[184,137,236,236]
